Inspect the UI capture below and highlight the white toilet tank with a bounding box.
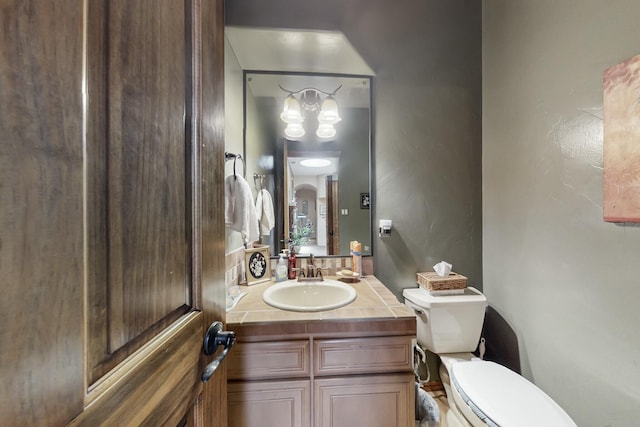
[403,287,488,353]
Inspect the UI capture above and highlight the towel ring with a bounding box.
[233,156,245,180]
[253,173,266,191]
[225,152,244,180]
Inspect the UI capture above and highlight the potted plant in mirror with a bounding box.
[288,222,312,254]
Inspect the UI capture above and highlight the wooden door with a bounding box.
[326,176,340,255]
[0,1,227,426]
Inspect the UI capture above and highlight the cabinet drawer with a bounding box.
[314,336,413,376]
[227,340,310,380]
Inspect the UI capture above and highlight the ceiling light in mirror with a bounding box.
[284,122,305,139]
[300,158,331,168]
[280,85,342,140]
[316,123,336,138]
[317,96,341,124]
[280,95,303,123]
[300,90,322,111]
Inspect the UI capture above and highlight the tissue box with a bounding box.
[416,272,467,291]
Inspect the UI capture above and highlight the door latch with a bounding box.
[201,321,235,382]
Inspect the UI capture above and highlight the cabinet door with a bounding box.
[228,380,311,427]
[314,373,415,427]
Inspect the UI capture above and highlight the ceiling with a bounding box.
[225,26,374,75]
[288,156,340,177]
[226,26,374,108]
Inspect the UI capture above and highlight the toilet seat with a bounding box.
[450,361,577,427]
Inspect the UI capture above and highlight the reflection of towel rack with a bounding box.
[253,173,266,191]
[225,152,244,180]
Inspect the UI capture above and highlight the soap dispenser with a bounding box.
[275,250,288,282]
[287,247,297,280]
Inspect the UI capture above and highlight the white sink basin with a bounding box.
[262,280,357,312]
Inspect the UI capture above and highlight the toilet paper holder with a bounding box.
[379,219,392,237]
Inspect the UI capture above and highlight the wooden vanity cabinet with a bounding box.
[226,335,415,427]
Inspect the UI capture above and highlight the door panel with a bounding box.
[106,0,190,352]
[326,176,339,255]
[0,0,227,426]
[87,0,195,383]
[0,1,85,425]
[69,313,203,426]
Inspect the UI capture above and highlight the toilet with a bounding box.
[403,287,577,427]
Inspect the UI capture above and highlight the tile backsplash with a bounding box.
[225,247,247,291]
[224,247,373,294]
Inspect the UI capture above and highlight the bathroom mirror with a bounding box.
[244,71,372,257]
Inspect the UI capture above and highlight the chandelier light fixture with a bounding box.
[279,84,342,140]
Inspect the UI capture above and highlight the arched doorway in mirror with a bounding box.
[292,184,327,255]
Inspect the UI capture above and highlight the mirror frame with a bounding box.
[242,70,374,258]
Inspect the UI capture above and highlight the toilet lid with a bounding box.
[450,361,576,427]
[403,286,487,307]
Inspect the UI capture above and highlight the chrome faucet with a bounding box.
[297,254,324,281]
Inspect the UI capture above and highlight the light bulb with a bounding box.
[316,123,336,138]
[280,95,303,124]
[300,158,331,167]
[317,96,341,124]
[284,123,305,139]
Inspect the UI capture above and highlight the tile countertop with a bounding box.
[227,276,417,341]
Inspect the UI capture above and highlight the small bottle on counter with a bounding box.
[275,250,288,282]
[287,247,297,279]
[350,241,362,275]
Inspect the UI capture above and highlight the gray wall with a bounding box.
[338,108,371,255]
[226,0,483,297]
[225,42,276,253]
[483,1,640,425]
[224,38,245,253]
[357,2,483,297]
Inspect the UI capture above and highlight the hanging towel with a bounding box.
[225,175,259,245]
[255,188,275,236]
[224,176,234,226]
